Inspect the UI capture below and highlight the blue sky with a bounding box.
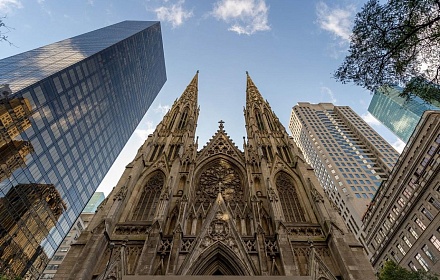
[0,0,405,196]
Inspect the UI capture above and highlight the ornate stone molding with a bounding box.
[286,226,324,238]
[114,225,150,235]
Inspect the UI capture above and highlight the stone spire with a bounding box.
[155,71,200,136]
[245,71,266,107]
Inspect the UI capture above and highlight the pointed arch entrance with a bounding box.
[187,242,251,275]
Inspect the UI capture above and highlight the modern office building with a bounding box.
[368,86,440,143]
[40,192,105,279]
[289,103,400,242]
[363,110,440,274]
[0,21,166,278]
[82,192,105,213]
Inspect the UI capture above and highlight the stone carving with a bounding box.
[158,238,173,253]
[268,187,278,202]
[265,238,279,255]
[244,238,257,253]
[114,225,150,235]
[114,184,127,201]
[308,178,324,203]
[180,238,196,252]
[208,212,230,241]
[287,226,324,237]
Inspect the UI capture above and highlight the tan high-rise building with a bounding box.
[55,73,374,280]
[363,111,440,273]
[289,103,399,242]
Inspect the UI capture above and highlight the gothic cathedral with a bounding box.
[55,73,375,280]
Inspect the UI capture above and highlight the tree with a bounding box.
[334,0,440,104]
[378,261,438,280]
[0,17,13,45]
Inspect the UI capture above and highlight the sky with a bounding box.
[0,0,406,196]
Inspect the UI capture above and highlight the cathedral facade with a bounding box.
[55,73,375,280]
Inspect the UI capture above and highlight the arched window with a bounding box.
[168,107,179,129]
[255,109,265,131]
[265,110,274,131]
[178,107,189,129]
[275,172,305,222]
[132,171,165,221]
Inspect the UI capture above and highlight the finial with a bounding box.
[246,71,249,75]
[218,120,225,130]
[197,70,199,74]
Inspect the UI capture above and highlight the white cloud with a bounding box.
[0,0,22,13]
[361,112,381,126]
[391,138,406,153]
[155,0,193,28]
[134,120,155,140]
[134,103,170,141]
[316,1,355,42]
[320,86,337,103]
[153,103,171,114]
[212,0,270,35]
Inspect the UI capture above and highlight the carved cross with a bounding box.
[218,120,225,130]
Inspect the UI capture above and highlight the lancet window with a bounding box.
[275,172,306,223]
[262,146,274,161]
[168,107,179,130]
[168,144,181,161]
[149,144,165,161]
[255,109,265,131]
[178,107,189,129]
[265,110,274,131]
[132,171,165,221]
[282,146,291,162]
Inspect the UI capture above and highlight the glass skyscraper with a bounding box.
[368,86,440,143]
[0,21,166,278]
[82,192,105,213]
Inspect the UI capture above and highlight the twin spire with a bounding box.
[180,70,265,107]
[166,70,269,132]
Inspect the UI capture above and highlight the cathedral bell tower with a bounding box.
[55,72,375,280]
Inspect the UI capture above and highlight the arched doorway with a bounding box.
[188,242,250,275]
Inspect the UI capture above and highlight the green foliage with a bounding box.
[378,261,438,280]
[334,0,440,103]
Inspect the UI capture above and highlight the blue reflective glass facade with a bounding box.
[368,86,440,143]
[82,192,105,213]
[0,21,166,278]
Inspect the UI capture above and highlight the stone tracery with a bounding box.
[132,171,165,221]
[276,172,306,223]
[196,159,243,207]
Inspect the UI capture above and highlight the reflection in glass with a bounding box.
[0,183,66,278]
[0,20,166,278]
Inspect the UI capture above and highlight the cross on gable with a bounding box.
[218,120,225,130]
